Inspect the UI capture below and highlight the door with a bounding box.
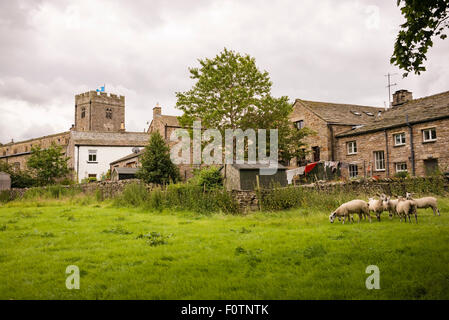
[424,158,438,176]
[312,146,320,162]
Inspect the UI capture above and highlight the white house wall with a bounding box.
[75,146,140,182]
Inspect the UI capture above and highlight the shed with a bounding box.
[0,172,11,191]
[223,163,287,191]
[111,167,138,181]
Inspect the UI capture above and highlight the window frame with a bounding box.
[395,162,407,172]
[294,120,304,130]
[393,132,406,146]
[422,128,437,143]
[87,150,97,163]
[106,108,113,119]
[374,151,385,171]
[349,164,358,178]
[347,141,357,155]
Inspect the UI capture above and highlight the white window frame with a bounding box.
[349,164,358,178]
[393,132,406,146]
[295,120,304,130]
[395,162,407,172]
[374,151,385,171]
[88,150,97,163]
[347,141,357,155]
[422,128,436,142]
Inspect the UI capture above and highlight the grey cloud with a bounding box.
[0,0,448,143]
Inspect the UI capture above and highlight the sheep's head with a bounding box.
[329,212,336,223]
[406,192,413,200]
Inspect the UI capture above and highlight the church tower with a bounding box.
[74,91,125,132]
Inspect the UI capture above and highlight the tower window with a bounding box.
[81,107,86,118]
[106,108,113,119]
[88,150,97,162]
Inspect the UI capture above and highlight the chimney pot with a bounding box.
[153,103,162,118]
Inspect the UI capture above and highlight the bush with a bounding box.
[115,181,238,214]
[192,166,223,190]
[0,190,11,203]
[395,171,409,179]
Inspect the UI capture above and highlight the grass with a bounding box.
[0,197,448,299]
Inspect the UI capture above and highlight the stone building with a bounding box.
[336,90,449,178]
[0,91,149,182]
[288,99,384,165]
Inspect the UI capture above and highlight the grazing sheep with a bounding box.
[396,197,418,223]
[329,199,371,224]
[368,197,384,221]
[383,196,399,219]
[406,192,440,216]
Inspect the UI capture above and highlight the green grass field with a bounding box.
[1,198,448,300]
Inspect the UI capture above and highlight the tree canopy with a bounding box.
[137,132,180,185]
[27,143,70,185]
[391,0,449,77]
[175,48,312,162]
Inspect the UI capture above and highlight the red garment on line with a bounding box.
[305,162,318,174]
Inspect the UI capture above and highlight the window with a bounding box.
[347,141,357,154]
[374,151,385,171]
[81,107,86,118]
[395,162,407,172]
[349,164,358,178]
[294,120,304,129]
[106,108,113,119]
[422,128,436,142]
[394,133,406,146]
[88,150,97,162]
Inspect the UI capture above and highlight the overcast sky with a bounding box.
[1,0,448,143]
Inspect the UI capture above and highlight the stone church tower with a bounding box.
[74,91,125,132]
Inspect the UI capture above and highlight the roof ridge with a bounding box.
[296,99,382,109]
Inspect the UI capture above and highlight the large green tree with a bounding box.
[27,143,70,185]
[137,132,180,184]
[391,0,449,77]
[175,48,311,162]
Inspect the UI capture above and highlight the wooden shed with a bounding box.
[223,163,287,191]
[0,172,11,191]
[111,167,138,181]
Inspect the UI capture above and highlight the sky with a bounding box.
[1,0,448,143]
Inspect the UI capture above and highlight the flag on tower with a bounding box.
[96,84,105,92]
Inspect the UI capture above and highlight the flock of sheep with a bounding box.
[329,192,440,224]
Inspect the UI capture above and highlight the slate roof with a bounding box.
[110,150,143,165]
[71,131,149,146]
[295,99,384,125]
[112,167,138,174]
[232,162,287,170]
[337,90,449,137]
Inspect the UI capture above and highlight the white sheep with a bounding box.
[406,192,440,216]
[382,196,399,219]
[329,199,371,224]
[368,197,384,221]
[396,196,418,223]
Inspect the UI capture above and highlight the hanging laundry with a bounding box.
[305,162,318,174]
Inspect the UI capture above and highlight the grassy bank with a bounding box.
[1,197,448,299]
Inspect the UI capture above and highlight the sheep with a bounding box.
[396,196,418,223]
[382,196,399,219]
[406,192,440,216]
[329,199,371,224]
[368,197,384,221]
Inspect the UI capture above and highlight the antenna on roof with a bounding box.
[384,73,397,108]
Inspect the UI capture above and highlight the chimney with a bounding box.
[153,103,162,118]
[392,89,413,107]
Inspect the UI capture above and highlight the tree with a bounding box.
[175,48,311,162]
[137,132,180,184]
[391,0,449,77]
[27,143,70,185]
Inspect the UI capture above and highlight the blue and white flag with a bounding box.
[96,85,105,92]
